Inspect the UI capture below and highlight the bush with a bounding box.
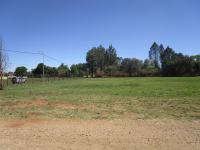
[112,71,129,77]
[140,68,160,77]
[95,69,105,77]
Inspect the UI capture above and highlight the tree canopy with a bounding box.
[14,66,27,76]
[14,42,200,78]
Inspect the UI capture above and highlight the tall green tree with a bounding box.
[70,64,78,76]
[105,45,118,66]
[32,63,58,77]
[46,66,58,76]
[96,45,106,70]
[86,47,97,77]
[160,46,176,76]
[86,45,106,77]
[142,59,154,69]
[32,63,44,76]
[191,55,200,75]
[160,47,195,76]
[77,63,88,77]
[121,58,142,76]
[173,53,194,76]
[14,66,27,76]
[57,63,69,77]
[141,59,158,76]
[70,63,88,77]
[149,42,163,69]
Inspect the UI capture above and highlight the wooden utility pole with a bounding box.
[0,39,3,90]
[42,51,45,82]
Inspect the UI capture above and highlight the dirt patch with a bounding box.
[54,102,78,109]
[54,102,97,110]
[0,99,49,108]
[18,99,49,108]
[8,122,25,128]
[0,119,200,150]
[7,119,43,128]
[26,112,41,118]
[0,100,97,110]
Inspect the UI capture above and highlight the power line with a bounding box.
[2,48,65,82]
[2,48,63,64]
[2,49,41,55]
[43,54,63,63]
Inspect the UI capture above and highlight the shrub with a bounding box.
[95,69,105,77]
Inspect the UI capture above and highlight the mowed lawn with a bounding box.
[0,77,199,120]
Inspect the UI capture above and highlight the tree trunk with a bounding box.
[0,72,3,90]
[7,75,8,86]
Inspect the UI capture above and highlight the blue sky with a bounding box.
[0,0,200,71]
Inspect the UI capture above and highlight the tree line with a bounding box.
[14,42,200,77]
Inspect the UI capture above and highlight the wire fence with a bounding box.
[0,48,68,89]
[1,76,72,88]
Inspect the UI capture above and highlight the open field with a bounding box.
[0,77,200,120]
[0,77,200,149]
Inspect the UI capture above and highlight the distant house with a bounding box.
[8,72,14,79]
[2,76,7,80]
[0,74,8,80]
[0,72,14,80]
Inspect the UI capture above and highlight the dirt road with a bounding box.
[0,119,200,150]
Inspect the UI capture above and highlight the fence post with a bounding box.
[7,75,8,86]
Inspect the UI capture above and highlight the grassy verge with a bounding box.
[0,77,199,120]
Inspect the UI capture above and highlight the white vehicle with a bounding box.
[12,76,27,84]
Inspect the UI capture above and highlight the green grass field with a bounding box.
[0,77,200,120]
